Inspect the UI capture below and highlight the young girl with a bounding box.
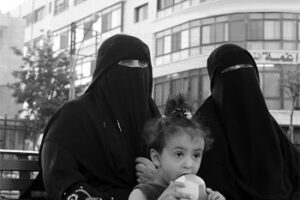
[129,94,225,200]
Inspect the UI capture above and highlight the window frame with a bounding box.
[134,3,148,23]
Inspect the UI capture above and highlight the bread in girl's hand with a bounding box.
[175,174,207,200]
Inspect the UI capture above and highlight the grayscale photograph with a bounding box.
[0,0,299,199]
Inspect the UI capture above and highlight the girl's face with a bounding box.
[151,130,205,184]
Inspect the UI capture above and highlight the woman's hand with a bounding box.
[135,157,157,183]
[206,188,226,200]
[158,181,191,200]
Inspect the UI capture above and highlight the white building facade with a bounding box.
[0,13,25,118]
[9,0,300,142]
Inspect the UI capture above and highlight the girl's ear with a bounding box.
[150,148,161,167]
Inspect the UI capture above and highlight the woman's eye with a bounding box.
[122,60,132,64]
[118,60,148,68]
[138,61,148,68]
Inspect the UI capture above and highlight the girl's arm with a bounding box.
[128,189,147,200]
[206,188,226,200]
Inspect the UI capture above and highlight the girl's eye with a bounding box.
[175,152,184,158]
[193,152,202,159]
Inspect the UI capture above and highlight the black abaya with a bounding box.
[40,34,160,200]
[194,44,300,200]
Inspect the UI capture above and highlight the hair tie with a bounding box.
[173,107,186,118]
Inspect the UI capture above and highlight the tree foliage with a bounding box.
[8,40,85,133]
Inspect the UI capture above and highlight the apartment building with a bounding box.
[8,0,300,141]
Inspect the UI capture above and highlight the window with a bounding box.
[155,83,163,106]
[230,21,246,41]
[49,2,52,13]
[83,21,93,40]
[248,21,264,40]
[54,0,69,15]
[153,71,202,112]
[157,0,189,11]
[263,72,281,98]
[156,37,164,56]
[264,42,281,50]
[154,81,170,112]
[171,32,181,52]
[33,6,45,23]
[215,23,228,42]
[247,42,263,50]
[75,59,92,86]
[101,9,121,33]
[299,22,300,40]
[0,31,2,49]
[264,21,280,40]
[202,23,228,44]
[283,21,296,40]
[60,31,69,49]
[102,13,111,33]
[135,4,148,23]
[201,74,210,99]
[158,0,174,10]
[189,75,200,109]
[171,78,189,96]
[202,25,212,44]
[164,36,171,54]
[111,9,121,29]
[190,27,200,47]
[23,14,33,26]
[181,30,189,49]
[74,0,86,6]
[260,70,281,109]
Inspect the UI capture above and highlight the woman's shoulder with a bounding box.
[44,98,89,130]
[58,98,88,116]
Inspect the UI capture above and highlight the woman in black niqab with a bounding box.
[194,44,300,200]
[40,34,160,200]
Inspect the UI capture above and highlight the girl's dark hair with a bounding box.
[144,94,212,153]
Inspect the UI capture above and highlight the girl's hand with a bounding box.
[135,157,157,183]
[158,181,191,200]
[206,188,226,200]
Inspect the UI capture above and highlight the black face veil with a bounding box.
[88,34,156,159]
[195,44,300,200]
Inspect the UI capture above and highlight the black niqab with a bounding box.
[194,44,300,200]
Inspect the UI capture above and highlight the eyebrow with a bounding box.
[172,147,203,152]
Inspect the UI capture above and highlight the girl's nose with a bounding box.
[184,157,193,169]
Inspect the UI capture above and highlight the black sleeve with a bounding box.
[41,141,110,200]
[41,141,85,200]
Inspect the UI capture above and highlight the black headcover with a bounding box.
[194,44,300,200]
